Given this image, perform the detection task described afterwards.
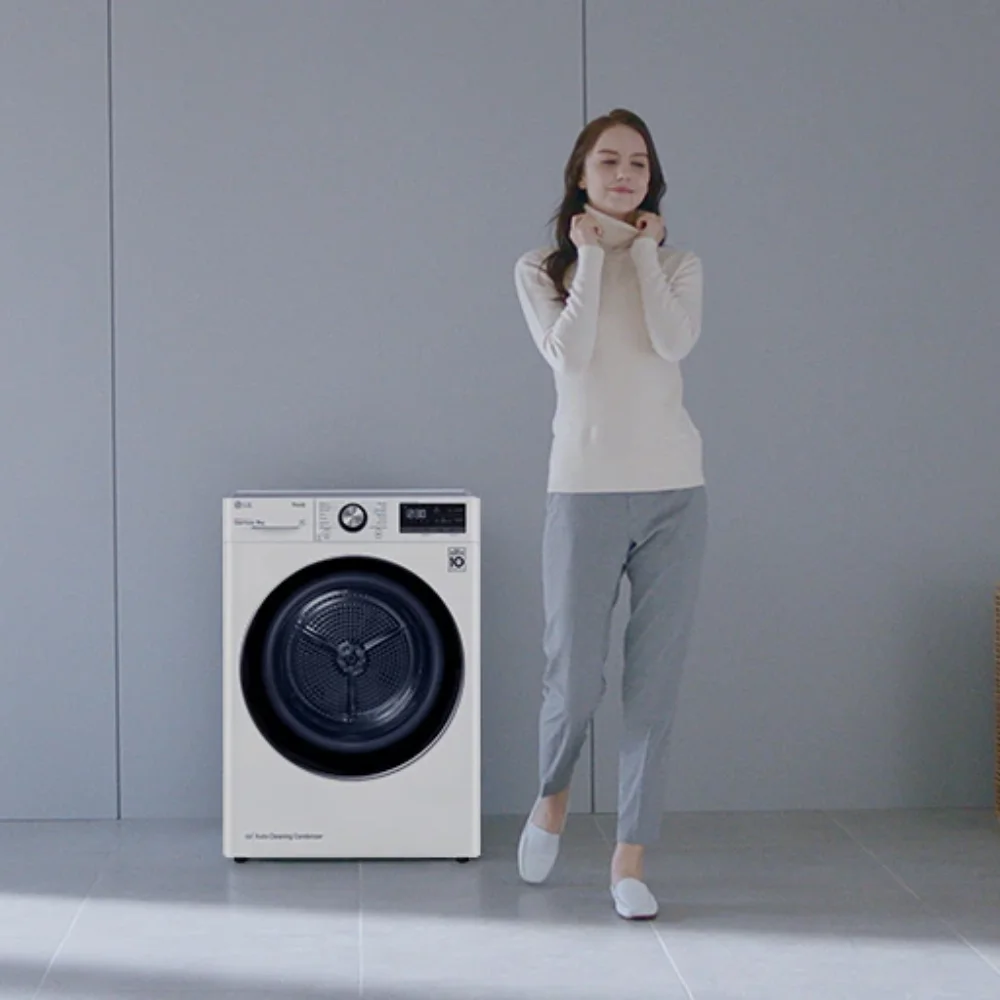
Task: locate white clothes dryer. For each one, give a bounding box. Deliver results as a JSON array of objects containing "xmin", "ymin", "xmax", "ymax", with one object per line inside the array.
[{"xmin": 222, "ymin": 490, "xmax": 480, "ymax": 861}]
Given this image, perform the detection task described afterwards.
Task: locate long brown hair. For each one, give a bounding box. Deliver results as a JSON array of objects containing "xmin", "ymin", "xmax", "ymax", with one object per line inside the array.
[{"xmin": 542, "ymin": 109, "xmax": 667, "ymax": 303}]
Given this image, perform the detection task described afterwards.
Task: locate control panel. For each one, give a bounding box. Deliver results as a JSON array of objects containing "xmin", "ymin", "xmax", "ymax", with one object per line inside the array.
[
  {"xmin": 225, "ymin": 497, "xmax": 311, "ymax": 541},
  {"xmin": 226, "ymin": 494, "xmax": 477, "ymax": 543},
  {"xmin": 316, "ymin": 498, "xmax": 389, "ymax": 542},
  {"xmin": 399, "ymin": 502, "xmax": 467, "ymax": 534}
]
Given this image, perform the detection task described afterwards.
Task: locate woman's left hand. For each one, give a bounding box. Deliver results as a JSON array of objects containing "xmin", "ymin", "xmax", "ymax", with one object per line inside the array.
[{"xmin": 635, "ymin": 211, "xmax": 666, "ymax": 244}]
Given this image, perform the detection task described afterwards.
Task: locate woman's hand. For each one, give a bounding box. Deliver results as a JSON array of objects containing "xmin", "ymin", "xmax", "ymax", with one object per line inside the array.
[
  {"xmin": 635, "ymin": 211, "xmax": 666, "ymax": 244},
  {"xmin": 570, "ymin": 214, "xmax": 603, "ymax": 248}
]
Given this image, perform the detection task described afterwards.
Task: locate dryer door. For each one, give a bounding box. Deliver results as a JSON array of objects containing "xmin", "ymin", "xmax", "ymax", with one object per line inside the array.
[{"xmin": 241, "ymin": 556, "xmax": 464, "ymax": 778}]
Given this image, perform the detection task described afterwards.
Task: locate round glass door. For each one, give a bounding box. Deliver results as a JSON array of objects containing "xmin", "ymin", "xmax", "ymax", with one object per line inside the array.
[{"xmin": 241, "ymin": 556, "xmax": 464, "ymax": 778}]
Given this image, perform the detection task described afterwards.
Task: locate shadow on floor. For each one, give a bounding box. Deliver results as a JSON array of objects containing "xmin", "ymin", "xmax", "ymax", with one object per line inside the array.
[
  {"xmin": 1, "ymin": 812, "xmax": 998, "ymax": 943},
  {"xmin": 0, "ymin": 957, "xmax": 607, "ymax": 1000}
]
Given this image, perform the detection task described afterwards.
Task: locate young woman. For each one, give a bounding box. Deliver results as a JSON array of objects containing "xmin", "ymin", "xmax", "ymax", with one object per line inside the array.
[{"xmin": 513, "ymin": 108, "xmax": 707, "ymax": 920}]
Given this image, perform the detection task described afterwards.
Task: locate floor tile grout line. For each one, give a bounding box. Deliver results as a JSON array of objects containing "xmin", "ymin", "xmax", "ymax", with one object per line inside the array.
[
  {"xmin": 826, "ymin": 812, "xmax": 1000, "ymax": 980},
  {"xmin": 591, "ymin": 815, "xmax": 696, "ymax": 999},
  {"xmin": 649, "ymin": 925, "xmax": 697, "ymax": 1000},
  {"xmin": 358, "ymin": 861, "xmax": 365, "ymax": 998},
  {"xmin": 825, "ymin": 812, "xmax": 922, "ymax": 901},
  {"xmin": 937, "ymin": 924, "xmax": 1000, "ymax": 981},
  {"xmin": 31, "ymin": 866, "xmax": 107, "ymax": 999}
]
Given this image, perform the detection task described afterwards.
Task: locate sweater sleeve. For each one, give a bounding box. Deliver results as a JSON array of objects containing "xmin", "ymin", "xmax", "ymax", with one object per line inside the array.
[
  {"xmin": 629, "ymin": 239, "xmax": 703, "ymax": 362},
  {"xmin": 514, "ymin": 245, "xmax": 605, "ymax": 374}
]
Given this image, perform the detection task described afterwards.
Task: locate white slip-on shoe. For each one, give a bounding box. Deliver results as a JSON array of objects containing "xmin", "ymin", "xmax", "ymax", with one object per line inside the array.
[
  {"xmin": 517, "ymin": 812, "xmax": 561, "ymax": 884},
  {"xmin": 611, "ymin": 878, "xmax": 659, "ymax": 920}
]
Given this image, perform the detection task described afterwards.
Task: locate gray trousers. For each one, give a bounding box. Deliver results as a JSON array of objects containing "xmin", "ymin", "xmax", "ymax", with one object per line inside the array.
[{"xmin": 538, "ymin": 487, "xmax": 707, "ymax": 845}]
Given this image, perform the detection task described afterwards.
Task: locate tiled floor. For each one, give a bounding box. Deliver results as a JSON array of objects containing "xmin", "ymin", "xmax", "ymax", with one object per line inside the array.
[{"xmin": 1, "ymin": 810, "xmax": 998, "ymax": 999}]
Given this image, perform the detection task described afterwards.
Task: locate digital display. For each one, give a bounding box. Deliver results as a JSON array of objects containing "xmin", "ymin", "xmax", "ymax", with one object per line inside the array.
[{"xmin": 399, "ymin": 503, "xmax": 466, "ymax": 534}]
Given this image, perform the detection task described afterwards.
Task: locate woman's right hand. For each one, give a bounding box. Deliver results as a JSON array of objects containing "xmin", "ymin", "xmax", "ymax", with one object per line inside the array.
[{"xmin": 570, "ymin": 213, "xmax": 603, "ymax": 248}]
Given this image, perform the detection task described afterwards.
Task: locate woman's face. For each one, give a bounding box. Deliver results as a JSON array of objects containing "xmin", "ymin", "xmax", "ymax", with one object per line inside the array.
[{"xmin": 579, "ymin": 124, "xmax": 650, "ymax": 221}]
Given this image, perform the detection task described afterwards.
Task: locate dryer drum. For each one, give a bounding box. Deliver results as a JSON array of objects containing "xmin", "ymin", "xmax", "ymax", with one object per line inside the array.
[{"xmin": 241, "ymin": 557, "xmax": 464, "ymax": 778}]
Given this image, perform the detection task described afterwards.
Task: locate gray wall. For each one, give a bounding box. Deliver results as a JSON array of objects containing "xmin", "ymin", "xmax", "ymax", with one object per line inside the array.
[
  {"xmin": 0, "ymin": 1, "xmax": 117, "ymax": 819},
  {"xmin": 589, "ymin": 0, "xmax": 1000, "ymax": 811},
  {"xmin": 2, "ymin": 0, "xmax": 998, "ymax": 820},
  {"xmin": 110, "ymin": 0, "xmax": 590, "ymax": 818}
]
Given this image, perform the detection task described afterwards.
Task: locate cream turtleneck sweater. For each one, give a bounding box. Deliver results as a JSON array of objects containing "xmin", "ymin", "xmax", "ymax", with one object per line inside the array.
[{"xmin": 515, "ymin": 204, "xmax": 705, "ymax": 494}]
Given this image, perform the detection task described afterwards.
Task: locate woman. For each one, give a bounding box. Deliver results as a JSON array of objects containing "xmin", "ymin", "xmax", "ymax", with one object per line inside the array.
[{"xmin": 513, "ymin": 108, "xmax": 707, "ymax": 920}]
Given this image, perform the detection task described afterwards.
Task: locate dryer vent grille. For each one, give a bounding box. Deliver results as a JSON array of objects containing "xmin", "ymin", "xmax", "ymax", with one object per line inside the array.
[{"xmin": 289, "ymin": 591, "xmax": 416, "ymax": 724}]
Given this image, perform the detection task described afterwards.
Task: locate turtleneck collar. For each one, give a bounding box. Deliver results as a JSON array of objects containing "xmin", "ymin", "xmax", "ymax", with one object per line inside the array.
[{"xmin": 583, "ymin": 203, "xmax": 639, "ymax": 251}]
